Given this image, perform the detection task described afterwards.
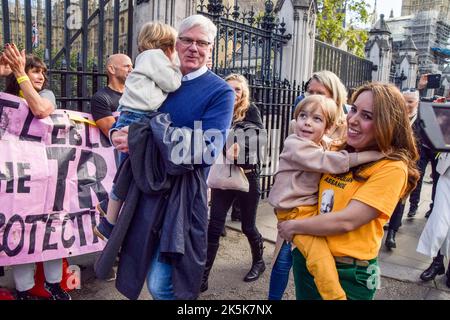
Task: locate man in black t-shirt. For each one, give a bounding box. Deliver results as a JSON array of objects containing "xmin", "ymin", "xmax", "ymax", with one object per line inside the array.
[{"xmin": 91, "ymin": 54, "xmax": 133, "ymax": 137}]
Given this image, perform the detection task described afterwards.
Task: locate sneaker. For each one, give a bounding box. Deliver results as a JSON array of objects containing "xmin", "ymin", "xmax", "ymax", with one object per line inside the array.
[
  {"xmin": 16, "ymin": 289, "xmax": 42, "ymax": 300},
  {"xmin": 96, "ymin": 199, "xmax": 109, "ymax": 217},
  {"xmin": 44, "ymin": 282, "xmax": 71, "ymax": 300},
  {"xmin": 94, "ymin": 216, "xmax": 114, "ymax": 241}
]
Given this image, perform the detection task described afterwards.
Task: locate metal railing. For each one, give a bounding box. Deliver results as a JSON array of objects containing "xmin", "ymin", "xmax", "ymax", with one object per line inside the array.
[
  {"xmin": 198, "ymin": 1, "xmax": 297, "ymax": 197},
  {"xmin": 1, "ymin": 0, "xmax": 133, "ymax": 112},
  {"xmin": 314, "ymin": 40, "xmax": 373, "ymax": 90},
  {"xmin": 198, "ymin": 0, "xmax": 291, "ymax": 82}
]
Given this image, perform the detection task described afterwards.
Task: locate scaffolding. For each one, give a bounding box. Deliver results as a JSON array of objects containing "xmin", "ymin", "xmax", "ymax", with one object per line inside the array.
[
  {"xmin": 402, "ymin": 0, "xmax": 450, "ymax": 22},
  {"xmin": 403, "ymin": 10, "xmax": 450, "ymax": 73}
]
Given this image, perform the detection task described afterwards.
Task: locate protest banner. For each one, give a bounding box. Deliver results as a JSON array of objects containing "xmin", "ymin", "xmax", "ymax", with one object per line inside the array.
[{"xmin": 0, "ymin": 92, "xmax": 117, "ymax": 266}]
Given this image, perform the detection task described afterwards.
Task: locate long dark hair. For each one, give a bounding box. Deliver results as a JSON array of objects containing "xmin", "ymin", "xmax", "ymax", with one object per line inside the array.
[{"xmin": 5, "ymin": 54, "xmax": 48, "ymax": 96}]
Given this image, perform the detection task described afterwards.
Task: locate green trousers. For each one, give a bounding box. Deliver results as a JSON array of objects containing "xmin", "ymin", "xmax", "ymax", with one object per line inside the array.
[{"xmin": 292, "ymin": 248, "xmax": 379, "ymax": 300}]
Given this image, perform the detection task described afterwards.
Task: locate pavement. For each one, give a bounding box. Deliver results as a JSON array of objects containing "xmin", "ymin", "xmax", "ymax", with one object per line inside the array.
[{"xmin": 1, "ymin": 166, "xmax": 449, "ymax": 300}]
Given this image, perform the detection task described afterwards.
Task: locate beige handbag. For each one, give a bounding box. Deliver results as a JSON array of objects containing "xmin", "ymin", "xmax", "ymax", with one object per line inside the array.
[{"xmin": 207, "ymin": 154, "xmax": 250, "ymax": 192}]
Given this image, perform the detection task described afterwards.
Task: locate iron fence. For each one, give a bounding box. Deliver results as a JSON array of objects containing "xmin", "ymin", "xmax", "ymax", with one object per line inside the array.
[
  {"xmin": 314, "ymin": 40, "xmax": 373, "ymax": 90},
  {"xmin": 197, "ymin": 0, "xmax": 291, "ymax": 82},
  {"xmin": 1, "ymin": 0, "xmax": 133, "ymax": 112}
]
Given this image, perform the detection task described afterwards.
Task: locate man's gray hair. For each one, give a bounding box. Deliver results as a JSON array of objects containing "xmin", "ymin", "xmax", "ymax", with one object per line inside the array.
[
  {"xmin": 179, "ymin": 14, "xmax": 217, "ymax": 43},
  {"xmin": 402, "ymin": 89, "xmax": 420, "ymax": 101}
]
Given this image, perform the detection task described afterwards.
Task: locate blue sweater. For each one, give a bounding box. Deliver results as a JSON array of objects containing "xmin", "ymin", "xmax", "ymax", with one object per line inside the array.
[{"xmin": 159, "ymin": 70, "xmax": 235, "ymax": 165}]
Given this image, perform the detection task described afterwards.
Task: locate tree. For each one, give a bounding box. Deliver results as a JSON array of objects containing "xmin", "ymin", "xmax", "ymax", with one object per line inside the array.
[{"xmin": 316, "ymin": 0, "xmax": 370, "ymax": 57}]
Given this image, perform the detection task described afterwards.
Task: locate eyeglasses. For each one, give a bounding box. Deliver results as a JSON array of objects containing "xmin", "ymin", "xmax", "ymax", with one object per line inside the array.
[{"xmin": 177, "ymin": 37, "xmax": 211, "ymax": 49}]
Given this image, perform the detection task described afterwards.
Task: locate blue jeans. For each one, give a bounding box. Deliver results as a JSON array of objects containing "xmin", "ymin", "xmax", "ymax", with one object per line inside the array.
[
  {"xmin": 146, "ymin": 245, "xmax": 175, "ymax": 300},
  {"xmin": 268, "ymin": 240, "xmax": 292, "ymax": 300},
  {"xmin": 114, "ymin": 109, "xmax": 148, "ymax": 130}
]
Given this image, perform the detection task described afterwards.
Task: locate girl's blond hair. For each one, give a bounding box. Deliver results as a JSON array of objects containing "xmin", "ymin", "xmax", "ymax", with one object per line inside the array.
[
  {"xmin": 137, "ymin": 22, "xmax": 177, "ymax": 54},
  {"xmin": 224, "ymin": 73, "xmax": 250, "ymax": 123},
  {"xmin": 293, "ymin": 95, "xmax": 339, "ymax": 130}
]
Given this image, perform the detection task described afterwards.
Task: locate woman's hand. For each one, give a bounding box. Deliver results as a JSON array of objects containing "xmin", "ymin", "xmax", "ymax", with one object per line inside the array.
[
  {"xmin": 225, "ymin": 143, "xmax": 240, "ymax": 161},
  {"xmin": 112, "ymin": 126, "xmax": 129, "ymax": 153},
  {"xmin": 2, "ymin": 43, "xmax": 26, "ymax": 77},
  {"xmin": 277, "ymin": 220, "xmax": 298, "ymax": 242},
  {"xmin": 418, "ymin": 74, "xmax": 428, "ymax": 90}
]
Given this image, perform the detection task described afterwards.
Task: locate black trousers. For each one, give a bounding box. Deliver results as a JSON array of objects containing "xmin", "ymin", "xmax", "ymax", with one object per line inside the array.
[
  {"xmin": 409, "ymin": 146, "xmax": 439, "ymax": 212},
  {"xmin": 388, "ymin": 201, "xmax": 406, "ymax": 232},
  {"xmin": 208, "ymin": 171, "xmax": 261, "ymax": 246}
]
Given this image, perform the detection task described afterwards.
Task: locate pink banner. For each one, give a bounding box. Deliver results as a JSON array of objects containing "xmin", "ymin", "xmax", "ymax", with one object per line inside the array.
[{"xmin": 0, "ymin": 92, "xmax": 117, "ymax": 266}]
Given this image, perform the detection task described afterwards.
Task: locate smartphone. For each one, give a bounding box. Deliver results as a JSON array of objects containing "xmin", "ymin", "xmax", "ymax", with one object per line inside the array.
[{"xmin": 427, "ymin": 74, "xmax": 441, "ymax": 89}]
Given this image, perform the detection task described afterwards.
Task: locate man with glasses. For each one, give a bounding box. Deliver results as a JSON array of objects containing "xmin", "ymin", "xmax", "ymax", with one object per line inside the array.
[
  {"xmin": 403, "ymin": 84, "xmax": 439, "ymax": 220},
  {"xmin": 385, "ymin": 88, "xmax": 426, "ymax": 248},
  {"xmin": 108, "ymin": 15, "xmax": 235, "ymax": 300}
]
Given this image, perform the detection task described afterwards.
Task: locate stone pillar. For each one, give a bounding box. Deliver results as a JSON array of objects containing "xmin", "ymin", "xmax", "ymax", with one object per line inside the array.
[
  {"xmin": 404, "ymin": 60, "xmax": 418, "ymax": 89},
  {"xmin": 276, "ymin": 0, "xmax": 316, "ymax": 84},
  {"xmin": 365, "ymin": 14, "xmax": 392, "ymax": 83},
  {"xmin": 132, "ymin": 0, "xmax": 196, "ymax": 58}
]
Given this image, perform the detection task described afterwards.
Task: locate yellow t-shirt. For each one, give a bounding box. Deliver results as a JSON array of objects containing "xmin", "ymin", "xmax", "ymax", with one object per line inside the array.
[{"xmin": 318, "ymin": 159, "xmax": 408, "ymax": 260}]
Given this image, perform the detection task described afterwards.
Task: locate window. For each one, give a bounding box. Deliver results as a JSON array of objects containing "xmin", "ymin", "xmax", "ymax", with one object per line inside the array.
[{"xmin": 120, "ymin": 17, "xmax": 125, "ymax": 34}]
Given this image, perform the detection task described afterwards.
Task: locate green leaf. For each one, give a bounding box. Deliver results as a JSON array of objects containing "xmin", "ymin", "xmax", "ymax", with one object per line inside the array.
[{"xmin": 316, "ymin": 0, "xmax": 370, "ymax": 57}]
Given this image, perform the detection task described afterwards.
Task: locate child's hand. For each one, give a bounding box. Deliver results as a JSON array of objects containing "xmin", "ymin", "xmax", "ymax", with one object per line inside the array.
[
  {"xmin": 357, "ymin": 150, "xmax": 384, "ymax": 164},
  {"xmin": 291, "ymin": 119, "xmax": 301, "ymax": 136}
]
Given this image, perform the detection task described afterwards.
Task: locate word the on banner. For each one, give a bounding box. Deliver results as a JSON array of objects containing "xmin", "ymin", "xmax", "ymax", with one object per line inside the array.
[{"xmin": 0, "ymin": 93, "xmax": 117, "ymax": 266}]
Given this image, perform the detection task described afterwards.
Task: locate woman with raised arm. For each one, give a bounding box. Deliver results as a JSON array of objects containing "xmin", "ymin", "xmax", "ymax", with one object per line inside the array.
[
  {"xmin": 2, "ymin": 43, "xmax": 55, "ymax": 118},
  {"xmin": 1, "ymin": 44, "xmax": 69, "ymax": 300}
]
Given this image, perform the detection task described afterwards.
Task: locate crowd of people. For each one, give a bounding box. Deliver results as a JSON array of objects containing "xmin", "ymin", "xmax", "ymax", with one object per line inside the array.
[{"xmin": 0, "ymin": 13, "xmax": 449, "ymax": 300}]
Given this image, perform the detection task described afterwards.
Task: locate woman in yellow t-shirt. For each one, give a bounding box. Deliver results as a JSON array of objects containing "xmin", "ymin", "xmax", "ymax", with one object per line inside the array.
[{"xmin": 277, "ymin": 83, "xmax": 420, "ymax": 300}]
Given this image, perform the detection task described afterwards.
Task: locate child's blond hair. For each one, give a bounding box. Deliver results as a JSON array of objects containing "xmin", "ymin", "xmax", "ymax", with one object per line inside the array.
[
  {"xmin": 137, "ymin": 22, "xmax": 177, "ymax": 54},
  {"xmin": 293, "ymin": 95, "xmax": 338, "ymax": 130}
]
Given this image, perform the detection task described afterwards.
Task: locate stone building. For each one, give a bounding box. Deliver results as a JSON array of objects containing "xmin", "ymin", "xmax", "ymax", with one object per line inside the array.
[
  {"xmin": 384, "ymin": 8, "xmax": 450, "ymax": 92},
  {"xmin": 365, "ymin": 14, "xmax": 392, "ymax": 83},
  {"xmin": 398, "ymin": 1, "xmax": 450, "ymax": 74},
  {"xmin": 0, "ymin": 0, "xmax": 64, "ymax": 51},
  {"xmin": 441, "ymin": 65, "xmax": 450, "ymax": 98},
  {"xmin": 392, "ymin": 35, "xmax": 418, "ymax": 90},
  {"xmin": 402, "ymin": 0, "xmax": 450, "ymax": 21}
]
